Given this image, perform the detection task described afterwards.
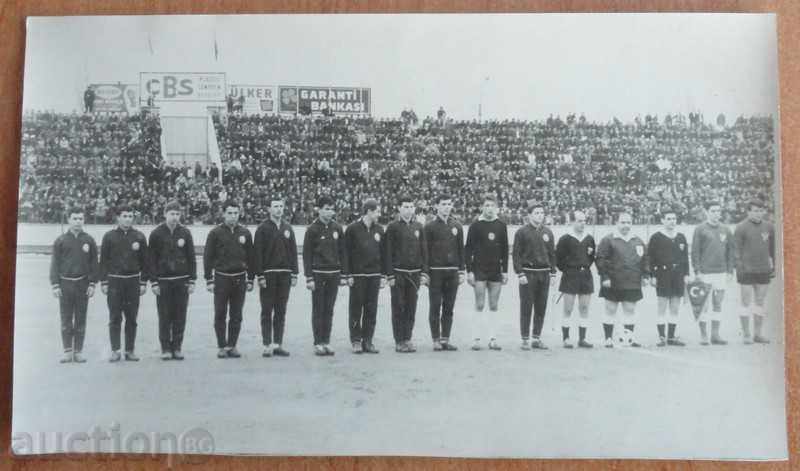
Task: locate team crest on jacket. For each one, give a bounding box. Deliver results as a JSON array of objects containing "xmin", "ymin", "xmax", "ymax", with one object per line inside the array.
[
  {"xmin": 635, "ymin": 245, "xmax": 644, "ymax": 257},
  {"xmin": 720, "ymin": 234, "xmax": 727, "ymax": 243},
  {"xmin": 238, "ymin": 235, "xmax": 246, "ymax": 244},
  {"xmin": 132, "ymin": 241, "xmax": 140, "ymax": 251},
  {"xmin": 374, "ymin": 233, "xmax": 381, "ymax": 242},
  {"xmin": 333, "ymin": 231, "xmax": 339, "ymax": 240},
  {"xmin": 177, "ymin": 238, "xmax": 185, "ymax": 248},
  {"xmin": 284, "ymin": 230, "xmax": 291, "ymax": 239},
  {"xmin": 488, "ymin": 232, "xmax": 495, "ymax": 241},
  {"xmin": 761, "ymin": 232, "xmax": 769, "ymax": 242},
  {"xmin": 679, "ymin": 243, "xmax": 685, "ymax": 251},
  {"xmin": 451, "ymin": 227, "xmax": 458, "ymax": 236},
  {"xmin": 82, "ymin": 243, "xmax": 90, "ymax": 253},
  {"xmin": 414, "ymin": 230, "xmax": 420, "ymax": 238},
  {"xmin": 543, "ymin": 234, "xmax": 549, "ymax": 242}
]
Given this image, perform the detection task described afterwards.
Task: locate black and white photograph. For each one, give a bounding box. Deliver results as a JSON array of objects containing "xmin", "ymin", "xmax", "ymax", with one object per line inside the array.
[{"xmin": 12, "ymin": 13, "xmax": 785, "ymax": 460}]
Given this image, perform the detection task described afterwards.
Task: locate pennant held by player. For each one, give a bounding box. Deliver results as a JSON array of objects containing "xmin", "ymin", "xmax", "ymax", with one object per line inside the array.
[{"xmin": 686, "ymin": 280, "xmax": 712, "ymax": 321}]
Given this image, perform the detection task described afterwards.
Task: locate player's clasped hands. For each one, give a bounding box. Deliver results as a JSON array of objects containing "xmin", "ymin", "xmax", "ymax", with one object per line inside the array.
[
  {"xmin": 466, "ymin": 272, "xmax": 475, "ymax": 287},
  {"xmin": 306, "ymin": 280, "xmax": 315, "ymax": 291},
  {"xmin": 151, "ymin": 285, "xmax": 160, "ymax": 296},
  {"xmin": 206, "ymin": 282, "xmax": 214, "ymax": 293},
  {"xmin": 52, "ymin": 287, "xmax": 61, "ymax": 298},
  {"xmin": 86, "ymin": 285, "xmax": 94, "ymax": 297},
  {"xmin": 518, "ymin": 274, "xmax": 528, "ymax": 285},
  {"xmin": 458, "ymin": 273, "xmax": 465, "ymax": 285}
]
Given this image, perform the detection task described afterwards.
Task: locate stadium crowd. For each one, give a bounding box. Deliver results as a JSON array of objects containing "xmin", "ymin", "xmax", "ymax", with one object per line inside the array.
[{"xmin": 18, "ymin": 108, "xmax": 775, "ymax": 226}]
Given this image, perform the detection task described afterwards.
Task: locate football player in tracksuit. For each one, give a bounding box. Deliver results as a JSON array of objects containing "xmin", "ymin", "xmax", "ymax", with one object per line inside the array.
[
  {"xmin": 647, "ymin": 207, "xmax": 689, "ymax": 347},
  {"xmin": 385, "ymin": 194, "xmax": 429, "ymax": 353},
  {"xmin": 555, "ymin": 210, "xmax": 595, "ymax": 349},
  {"xmin": 99, "ymin": 205, "xmax": 149, "ymax": 362},
  {"xmin": 691, "ymin": 200, "xmax": 735, "ymax": 345},
  {"xmin": 148, "ymin": 200, "xmax": 196, "ymax": 361},
  {"xmin": 465, "ymin": 194, "xmax": 509, "ymax": 351},
  {"xmin": 424, "ymin": 194, "xmax": 465, "ymax": 351},
  {"xmin": 734, "ymin": 199, "xmax": 776, "ymax": 344},
  {"xmin": 253, "ymin": 196, "xmax": 298, "ymax": 358},
  {"xmin": 303, "ymin": 195, "xmax": 347, "ymax": 356},
  {"xmin": 513, "ymin": 201, "xmax": 557, "ymax": 350},
  {"xmin": 343, "ymin": 198, "xmax": 387, "ymax": 354},
  {"xmin": 596, "ymin": 212, "xmax": 650, "ymax": 348},
  {"xmin": 50, "ymin": 207, "xmax": 98, "ymax": 364},
  {"xmin": 203, "ymin": 201, "xmax": 255, "ymax": 359}
]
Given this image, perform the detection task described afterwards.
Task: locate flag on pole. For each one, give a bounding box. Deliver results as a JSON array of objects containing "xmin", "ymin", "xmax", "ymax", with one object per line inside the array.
[{"xmin": 213, "ymin": 32, "xmax": 219, "ymax": 61}]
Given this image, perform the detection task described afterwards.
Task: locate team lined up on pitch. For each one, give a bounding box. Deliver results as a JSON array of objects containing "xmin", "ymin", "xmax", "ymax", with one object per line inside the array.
[{"xmin": 49, "ymin": 194, "xmax": 775, "ymax": 363}]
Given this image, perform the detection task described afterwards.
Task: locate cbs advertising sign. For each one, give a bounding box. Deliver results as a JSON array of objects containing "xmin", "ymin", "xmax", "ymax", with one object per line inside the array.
[{"xmin": 140, "ymin": 72, "xmax": 227, "ymax": 103}]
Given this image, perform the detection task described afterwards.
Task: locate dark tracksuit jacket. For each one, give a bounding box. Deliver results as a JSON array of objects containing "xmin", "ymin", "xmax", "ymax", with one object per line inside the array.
[
  {"xmin": 734, "ymin": 219, "xmax": 775, "ymax": 275},
  {"xmin": 100, "ymin": 226, "xmax": 149, "ymax": 352},
  {"xmin": 691, "ymin": 222, "xmax": 735, "ymax": 275},
  {"xmin": 424, "ymin": 216, "xmax": 465, "ymax": 341},
  {"xmin": 513, "ymin": 223, "xmax": 556, "ymax": 339},
  {"xmin": 253, "ymin": 218, "xmax": 298, "ymax": 346},
  {"xmin": 203, "ymin": 223, "xmax": 254, "ymax": 349},
  {"xmin": 595, "ymin": 233, "xmax": 650, "ymax": 290},
  {"xmin": 344, "ymin": 219, "xmax": 388, "ymax": 344},
  {"xmin": 385, "ymin": 217, "xmax": 428, "ymax": 343},
  {"xmin": 303, "ymin": 219, "xmax": 347, "ymax": 345},
  {"xmin": 148, "ymin": 223, "xmax": 197, "ymax": 352},
  {"xmin": 50, "ymin": 229, "xmax": 99, "ymax": 352},
  {"xmin": 465, "ymin": 217, "xmax": 509, "ymax": 276}
]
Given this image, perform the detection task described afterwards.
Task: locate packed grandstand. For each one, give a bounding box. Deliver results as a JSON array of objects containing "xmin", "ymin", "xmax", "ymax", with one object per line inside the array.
[{"xmin": 17, "ymin": 109, "xmax": 775, "ymax": 226}]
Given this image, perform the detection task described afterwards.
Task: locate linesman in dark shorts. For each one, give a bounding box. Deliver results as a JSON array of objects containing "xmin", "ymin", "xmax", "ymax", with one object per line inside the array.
[
  {"xmin": 254, "ymin": 196, "xmax": 298, "ymax": 358},
  {"xmin": 148, "ymin": 200, "xmax": 196, "ymax": 360},
  {"xmin": 555, "ymin": 210, "xmax": 595, "ymax": 349},
  {"xmin": 596, "ymin": 212, "xmax": 650, "ymax": 348},
  {"xmin": 343, "ymin": 198, "xmax": 387, "ymax": 354},
  {"xmin": 465, "ymin": 194, "xmax": 508, "ymax": 351},
  {"xmin": 303, "ymin": 195, "xmax": 347, "ymax": 356},
  {"xmin": 647, "ymin": 207, "xmax": 689, "ymax": 347},
  {"xmin": 50, "ymin": 207, "xmax": 98, "ymax": 363},
  {"xmin": 424, "ymin": 194, "xmax": 465, "ymax": 351},
  {"xmin": 513, "ymin": 201, "xmax": 557, "ymax": 350},
  {"xmin": 734, "ymin": 199, "xmax": 775, "ymax": 344},
  {"xmin": 204, "ymin": 201, "xmax": 254, "ymax": 359},
  {"xmin": 385, "ymin": 194, "xmax": 429, "ymax": 353},
  {"xmin": 100, "ymin": 204, "xmax": 149, "ymax": 362}
]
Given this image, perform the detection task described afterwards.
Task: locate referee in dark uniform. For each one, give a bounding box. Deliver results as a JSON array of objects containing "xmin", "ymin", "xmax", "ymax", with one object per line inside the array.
[
  {"xmin": 148, "ymin": 200, "xmax": 197, "ymax": 360},
  {"xmin": 50, "ymin": 207, "xmax": 98, "ymax": 364},
  {"xmin": 647, "ymin": 207, "xmax": 689, "ymax": 347},
  {"xmin": 204, "ymin": 201, "xmax": 254, "ymax": 359},
  {"xmin": 253, "ymin": 196, "xmax": 298, "ymax": 358},
  {"xmin": 513, "ymin": 201, "xmax": 557, "ymax": 350},
  {"xmin": 555, "ymin": 210, "xmax": 596, "ymax": 349},
  {"xmin": 424, "ymin": 194, "xmax": 465, "ymax": 351},
  {"xmin": 385, "ymin": 194, "xmax": 429, "ymax": 353},
  {"xmin": 100, "ymin": 204, "xmax": 149, "ymax": 362},
  {"xmin": 343, "ymin": 198, "xmax": 387, "ymax": 354},
  {"xmin": 303, "ymin": 195, "xmax": 347, "ymax": 356}
]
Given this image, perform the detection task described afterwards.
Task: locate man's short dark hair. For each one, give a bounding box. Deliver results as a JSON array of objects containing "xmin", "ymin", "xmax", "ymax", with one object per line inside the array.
[
  {"xmin": 164, "ymin": 200, "xmax": 182, "ymax": 213},
  {"xmin": 223, "ymin": 201, "xmax": 240, "ymax": 211},
  {"xmin": 363, "ymin": 198, "xmax": 379, "ymax": 214},
  {"xmin": 527, "ymin": 201, "xmax": 544, "ymax": 214},
  {"xmin": 482, "ymin": 193, "xmax": 497, "ymax": 205},
  {"xmin": 660, "ymin": 206, "xmax": 679, "ymax": 219},
  {"xmin": 434, "ymin": 194, "xmax": 452, "ymax": 204},
  {"xmin": 746, "ymin": 198, "xmax": 765, "ymax": 210},
  {"xmin": 705, "ymin": 200, "xmax": 722, "ymax": 211},
  {"xmin": 268, "ymin": 195, "xmax": 284, "ymax": 206},
  {"xmin": 398, "ymin": 194, "xmax": 414, "ymax": 206},
  {"xmin": 317, "ymin": 195, "xmax": 335, "ymax": 209},
  {"xmin": 115, "ymin": 204, "xmax": 134, "ymax": 215},
  {"xmin": 67, "ymin": 206, "xmax": 84, "ymax": 218},
  {"xmin": 616, "ymin": 211, "xmax": 633, "ymax": 223}
]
